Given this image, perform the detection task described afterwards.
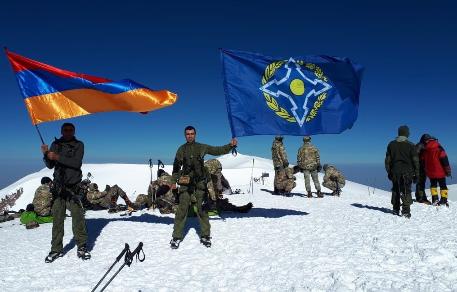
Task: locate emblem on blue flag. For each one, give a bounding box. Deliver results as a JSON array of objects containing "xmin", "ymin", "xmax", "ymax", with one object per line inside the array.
[{"xmin": 259, "ymin": 58, "xmax": 332, "ymax": 127}]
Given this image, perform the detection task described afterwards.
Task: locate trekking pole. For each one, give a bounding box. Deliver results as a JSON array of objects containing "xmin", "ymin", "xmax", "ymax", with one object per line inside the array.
[
  {"xmin": 249, "ymin": 158, "xmax": 255, "ymax": 194},
  {"xmin": 148, "ymin": 159, "xmax": 153, "ymax": 183},
  {"xmin": 100, "ymin": 242, "xmax": 145, "ymax": 292},
  {"xmin": 91, "ymin": 243, "xmax": 130, "ymax": 292}
]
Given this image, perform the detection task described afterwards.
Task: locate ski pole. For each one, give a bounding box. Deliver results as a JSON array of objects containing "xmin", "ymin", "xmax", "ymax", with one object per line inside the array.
[
  {"xmin": 249, "ymin": 158, "xmax": 255, "ymax": 194},
  {"xmin": 148, "ymin": 159, "xmax": 153, "ymax": 183},
  {"xmin": 91, "ymin": 243, "xmax": 130, "ymax": 292},
  {"xmin": 100, "ymin": 242, "xmax": 145, "ymax": 292}
]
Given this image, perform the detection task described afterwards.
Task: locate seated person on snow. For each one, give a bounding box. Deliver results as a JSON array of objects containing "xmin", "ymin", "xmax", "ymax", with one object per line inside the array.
[
  {"xmin": 85, "ymin": 183, "xmax": 136, "ymax": 212},
  {"xmin": 138, "ymin": 169, "xmax": 178, "ymax": 214},
  {"xmin": 20, "ymin": 176, "xmax": 55, "ymax": 229},
  {"xmin": 322, "ymin": 164, "xmax": 346, "ymax": 196},
  {"xmin": 204, "ymin": 159, "xmax": 253, "ymax": 214}
]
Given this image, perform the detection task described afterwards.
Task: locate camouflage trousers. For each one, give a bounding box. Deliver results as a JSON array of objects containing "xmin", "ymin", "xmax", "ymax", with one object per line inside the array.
[
  {"xmin": 51, "ymin": 188, "xmax": 88, "ymax": 252},
  {"xmin": 274, "ymin": 168, "xmax": 295, "ymax": 193},
  {"xmin": 303, "ymin": 170, "xmax": 321, "ymax": 193},
  {"xmin": 172, "ymin": 185, "xmax": 210, "ymax": 239}
]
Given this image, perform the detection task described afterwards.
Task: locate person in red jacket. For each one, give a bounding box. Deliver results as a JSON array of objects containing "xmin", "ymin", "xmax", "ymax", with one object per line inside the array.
[{"xmin": 421, "ymin": 137, "xmax": 452, "ymax": 206}]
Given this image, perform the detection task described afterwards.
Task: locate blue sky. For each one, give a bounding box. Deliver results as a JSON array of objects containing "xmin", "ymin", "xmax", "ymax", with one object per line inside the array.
[{"xmin": 1, "ymin": 0, "xmax": 456, "ymax": 187}]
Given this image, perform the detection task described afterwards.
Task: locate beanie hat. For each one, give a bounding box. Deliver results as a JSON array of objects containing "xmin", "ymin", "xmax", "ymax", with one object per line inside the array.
[{"xmin": 398, "ymin": 125, "xmax": 410, "ymax": 137}]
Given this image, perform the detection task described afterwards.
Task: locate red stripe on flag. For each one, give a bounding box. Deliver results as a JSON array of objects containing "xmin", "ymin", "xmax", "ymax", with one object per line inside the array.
[{"xmin": 6, "ymin": 50, "xmax": 111, "ymax": 84}]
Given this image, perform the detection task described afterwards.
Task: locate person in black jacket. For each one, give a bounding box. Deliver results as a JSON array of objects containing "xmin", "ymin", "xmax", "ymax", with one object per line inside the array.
[
  {"xmin": 41, "ymin": 123, "xmax": 90, "ymax": 262},
  {"xmin": 385, "ymin": 125, "xmax": 419, "ymax": 218}
]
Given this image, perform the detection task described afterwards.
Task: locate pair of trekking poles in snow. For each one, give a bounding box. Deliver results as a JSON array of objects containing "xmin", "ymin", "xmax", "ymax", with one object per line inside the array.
[{"xmin": 91, "ymin": 242, "xmax": 145, "ymax": 292}]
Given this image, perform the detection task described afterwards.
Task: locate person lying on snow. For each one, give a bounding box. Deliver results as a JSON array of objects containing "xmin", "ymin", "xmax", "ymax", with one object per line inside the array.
[{"xmin": 84, "ymin": 182, "xmax": 137, "ymax": 213}]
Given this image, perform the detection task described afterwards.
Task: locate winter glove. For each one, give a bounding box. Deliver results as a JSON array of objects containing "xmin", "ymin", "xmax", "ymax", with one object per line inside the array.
[
  {"xmin": 412, "ymin": 175, "xmax": 418, "ymax": 184},
  {"xmin": 283, "ymin": 162, "xmax": 289, "ymax": 168},
  {"xmin": 317, "ymin": 164, "xmax": 322, "ymax": 172}
]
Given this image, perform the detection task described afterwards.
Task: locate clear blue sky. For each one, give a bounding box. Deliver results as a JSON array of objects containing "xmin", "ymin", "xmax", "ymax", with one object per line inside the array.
[{"xmin": 1, "ymin": 0, "xmax": 456, "ymax": 188}]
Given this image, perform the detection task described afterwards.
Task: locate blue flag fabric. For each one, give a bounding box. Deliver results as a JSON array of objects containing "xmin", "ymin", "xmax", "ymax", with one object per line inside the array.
[{"xmin": 221, "ymin": 49, "xmax": 364, "ymax": 137}]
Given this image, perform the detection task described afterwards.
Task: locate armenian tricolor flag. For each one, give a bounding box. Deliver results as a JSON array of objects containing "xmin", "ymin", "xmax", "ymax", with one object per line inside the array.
[{"xmin": 5, "ymin": 49, "xmax": 178, "ymax": 124}]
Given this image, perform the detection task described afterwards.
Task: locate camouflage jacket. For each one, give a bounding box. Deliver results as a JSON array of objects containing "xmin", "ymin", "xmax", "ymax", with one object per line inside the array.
[
  {"xmin": 322, "ymin": 165, "xmax": 345, "ymax": 190},
  {"xmin": 32, "ymin": 184, "xmax": 53, "ymax": 216},
  {"xmin": 271, "ymin": 140, "xmax": 288, "ymax": 169},
  {"xmin": 297, "ymin": 142, "xmax": 320, "ymax": 171},
  {"xmin": 86, "ymin": 184, "xmax": 110, "ymax": 208}
]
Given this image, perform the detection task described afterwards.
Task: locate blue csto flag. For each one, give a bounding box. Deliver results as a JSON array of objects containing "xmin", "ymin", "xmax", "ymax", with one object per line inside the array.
[{"xmin": 221, "ymin": 49, "xmax": 364, "ymax": 137}]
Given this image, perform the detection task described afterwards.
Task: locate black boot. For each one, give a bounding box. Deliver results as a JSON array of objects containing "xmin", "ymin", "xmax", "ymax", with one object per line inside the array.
[
  {"xmin": 438, "ymin": 197, "xmax": 448, "ymax": 207},
  {"xmin": 45, "ymin": 251, "xmax": 63, "ymax": 263},
  {"xmin": 432, "ymin": 195, "xmax": 439, "ymax": 205},
  {"xmin": 200, "ymin": 236, "xmax": 212, "ymax": 248},
  {"xmin": 77, "ymin": 245, "xmax": 91, "ymax": 260},
  {"xmin": 170, "ymin": 238, "xmax": 182, "ymax": 249}
]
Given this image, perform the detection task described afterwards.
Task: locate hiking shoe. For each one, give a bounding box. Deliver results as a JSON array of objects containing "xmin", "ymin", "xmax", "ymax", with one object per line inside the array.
[
  {"xmin": 392, "ymin": 209, "xmax": 400, "ymax": 216},
  {"xmin": 170, "ymin": 238, "xmax": 182, "ymax": 249},
  {"xmin": 317, "ymin": 191, "xmax": 324, "ymax": 198},
  {"xmin": 401, "ymin": 211, "xmax": 411, "ymax": 219},
  {"xmin": 438, "ymin": 197, "xmax": 448, "ymax": 206},
  {"xmin": 422, "ymin": 198, "xmax": 431, "ymax": 205},
  {"xmin": 200, "ymin": 236, "xmax": 212, "ymax": 248},
  {"xmin": 307, "ymin": 192, "xmax": 313, "ymax": 198},
  {"xmin": 77, "ymin": 246, "xmax": 91, "ymax": 260},
  {"xmin": 237, "ymin": 202, "xmax": 253, "ymax": 213},
  {"xmin": 432, "ymin": 195, "xmax": 439, "ymax": 205},
  {"xmin": 45, "ymin": 251, "xmax": 63, "ymax": 263}
]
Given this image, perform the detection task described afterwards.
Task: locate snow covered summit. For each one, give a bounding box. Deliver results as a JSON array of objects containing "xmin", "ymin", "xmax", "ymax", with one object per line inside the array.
[{"xmin": 0, "ymin": 154, "xmax": 456, "ymax": 291}]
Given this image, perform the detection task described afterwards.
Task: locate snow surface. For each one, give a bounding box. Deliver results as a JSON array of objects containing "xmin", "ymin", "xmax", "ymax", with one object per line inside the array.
[{"xmin": 1, "ymin": 154, "xmax": 456, "ymax": 291}]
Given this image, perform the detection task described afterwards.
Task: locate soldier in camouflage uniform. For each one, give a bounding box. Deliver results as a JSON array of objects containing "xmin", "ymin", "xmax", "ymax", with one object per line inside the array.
[
  {"xmin": 322, "ymin": 164, "xmax": 345, "ymax": 196},
  {"xmin": 271, "ymin": 136, "xmax": 291, "ymax": 195},
  {"xmin": 32, "ymin": 177, "xmax": 53, "ymax": 216},
  {"xmin": 297, "ymin": 136, "xmax": 322, "ymax": 198},
  {"xmin": 169, "ymin": 126, "xmax": 237, "ymax": 249},
  {"xmin": 205, "ymin": 159, "xmax": 253, "ymax": 213},
  {"xmin": 86, "ymin": 183, "xmax": 136, "ymax": 212},
  {"xmin": 145, "ymin": 170, "xmax": 178, "ymax": 214}
]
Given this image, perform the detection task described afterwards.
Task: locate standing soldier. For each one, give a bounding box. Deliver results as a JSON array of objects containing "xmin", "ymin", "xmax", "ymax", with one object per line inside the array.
[
  {"xmin": 32, "ymin": 177, "xmax": 53, "ymax": 216},
  {"xmin": 322, "ymin": 164, "xmax": 345, "ymax": 196},
  {"xmin": 271, "ymin": 136, "xmax": 289, "ymax": 195},
  {"xmin": 415, "ymin": 134, "xmax": 432, "ymax": 204},
  {"xmin": 169, "ymin": 126, "xmax": 237, "ymax": 249},
  {"xmin": 41, "ymin": 123, "xmax": 90, "ymax": 262},
  {"xmin": 297, "ymin": 136, "xmax": 322, "ymax": 198},
  {"xmin": 385, "ymin": 125, "xmax": 419, "ymax": 218}
]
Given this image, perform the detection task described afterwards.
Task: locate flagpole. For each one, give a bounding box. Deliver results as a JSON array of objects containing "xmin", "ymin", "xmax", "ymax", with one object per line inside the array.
[{"xmin": 35, "ymin": 124, "xmax": 45, "ymax": 144}]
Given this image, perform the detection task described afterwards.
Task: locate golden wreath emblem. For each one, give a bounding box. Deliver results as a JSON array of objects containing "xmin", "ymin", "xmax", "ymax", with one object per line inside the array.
[{"xmin": 260, "ymin": 60, "xmax": 330, "ymax": 123}]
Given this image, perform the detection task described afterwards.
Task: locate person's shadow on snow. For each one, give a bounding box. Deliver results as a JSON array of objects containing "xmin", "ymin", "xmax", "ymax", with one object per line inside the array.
[
  {"xmin": 260, "ymin": 188, "xmax": 304, "ymax": 197},
  {"xmin": 182, "ymin": 207, "xmax": 308, "ymax": 239},
  {"xmin": 351, "ymin": 203, "xmax": 392, "ymax": 214},
  {"xmin": 62, "ymin": 213, "xmax": 174, "ymax": 254}
]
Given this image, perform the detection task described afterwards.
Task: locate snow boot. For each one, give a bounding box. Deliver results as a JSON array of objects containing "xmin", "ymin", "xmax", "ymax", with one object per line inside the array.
[
  {"xmin": 45, "ymin": 251, "xmax": 63, "ymax": 263},
  {"xmin": 170, "ymin": 238, "xmax": 182, "ymax": 249},
  {"xmin": 438, "ymin": 197, "xmax": 448, "ymax": 207},
  {"xmin": 77, "ymin": 245, "xmax": 91, "ymax": 260},
  {"xmin": 317, "ymin": 191, "xmax": 324, "ymax": 198},
  {"xmin": 200, "ymin": 236, "xmax": 212, "ymax": 248},
  {"xmin": 392, "ymin": 209, "xmax": 400, "ymax": 216},
  {"xmin": 401, "ymin": 210, "xmax": 411, "ymax": 218},
  {"xmin": 307, "ymin": 191, "xmax": 313, "ymax": 198},
  {"xmin": 431, "ymin": 195, "xmax": 439, "ymax": 205}
]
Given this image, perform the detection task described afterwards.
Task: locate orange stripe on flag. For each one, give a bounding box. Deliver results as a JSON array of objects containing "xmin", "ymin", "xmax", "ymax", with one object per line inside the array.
[{"xmin": 25, "ymin": 88, "xmax": 178, "ymax": 124}]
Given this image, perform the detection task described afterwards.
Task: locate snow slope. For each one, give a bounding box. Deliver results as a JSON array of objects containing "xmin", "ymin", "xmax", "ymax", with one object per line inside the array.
[{"xmin": 0, "ymin": 154, "xmax": 456, "ymax": 291}]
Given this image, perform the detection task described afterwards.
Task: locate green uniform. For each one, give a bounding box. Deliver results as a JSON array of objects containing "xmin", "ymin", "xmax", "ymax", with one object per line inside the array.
[
  {"xmin": 44, "ymin": 137, "xmax": 87, "ymax": 253},
  {"xmin": 171, "ymin": 142, "xmax": 232, "ymax": 239}
]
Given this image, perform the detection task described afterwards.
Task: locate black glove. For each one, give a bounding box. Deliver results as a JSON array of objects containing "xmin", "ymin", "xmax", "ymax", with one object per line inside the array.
[
  {"xmin": 283, "ymin": 162, "xmax": 289, "ymax": 168},
  {"xmin": 317, "ymin": 164, "xmax": 322, "ymax": 172},
  {"xmin": 388, "ymin": 173, "xmax": 393, "ymax": 181},
  {"xmin": 412, "ymin": 175, "xmax": 418, "ymax": 184}
]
